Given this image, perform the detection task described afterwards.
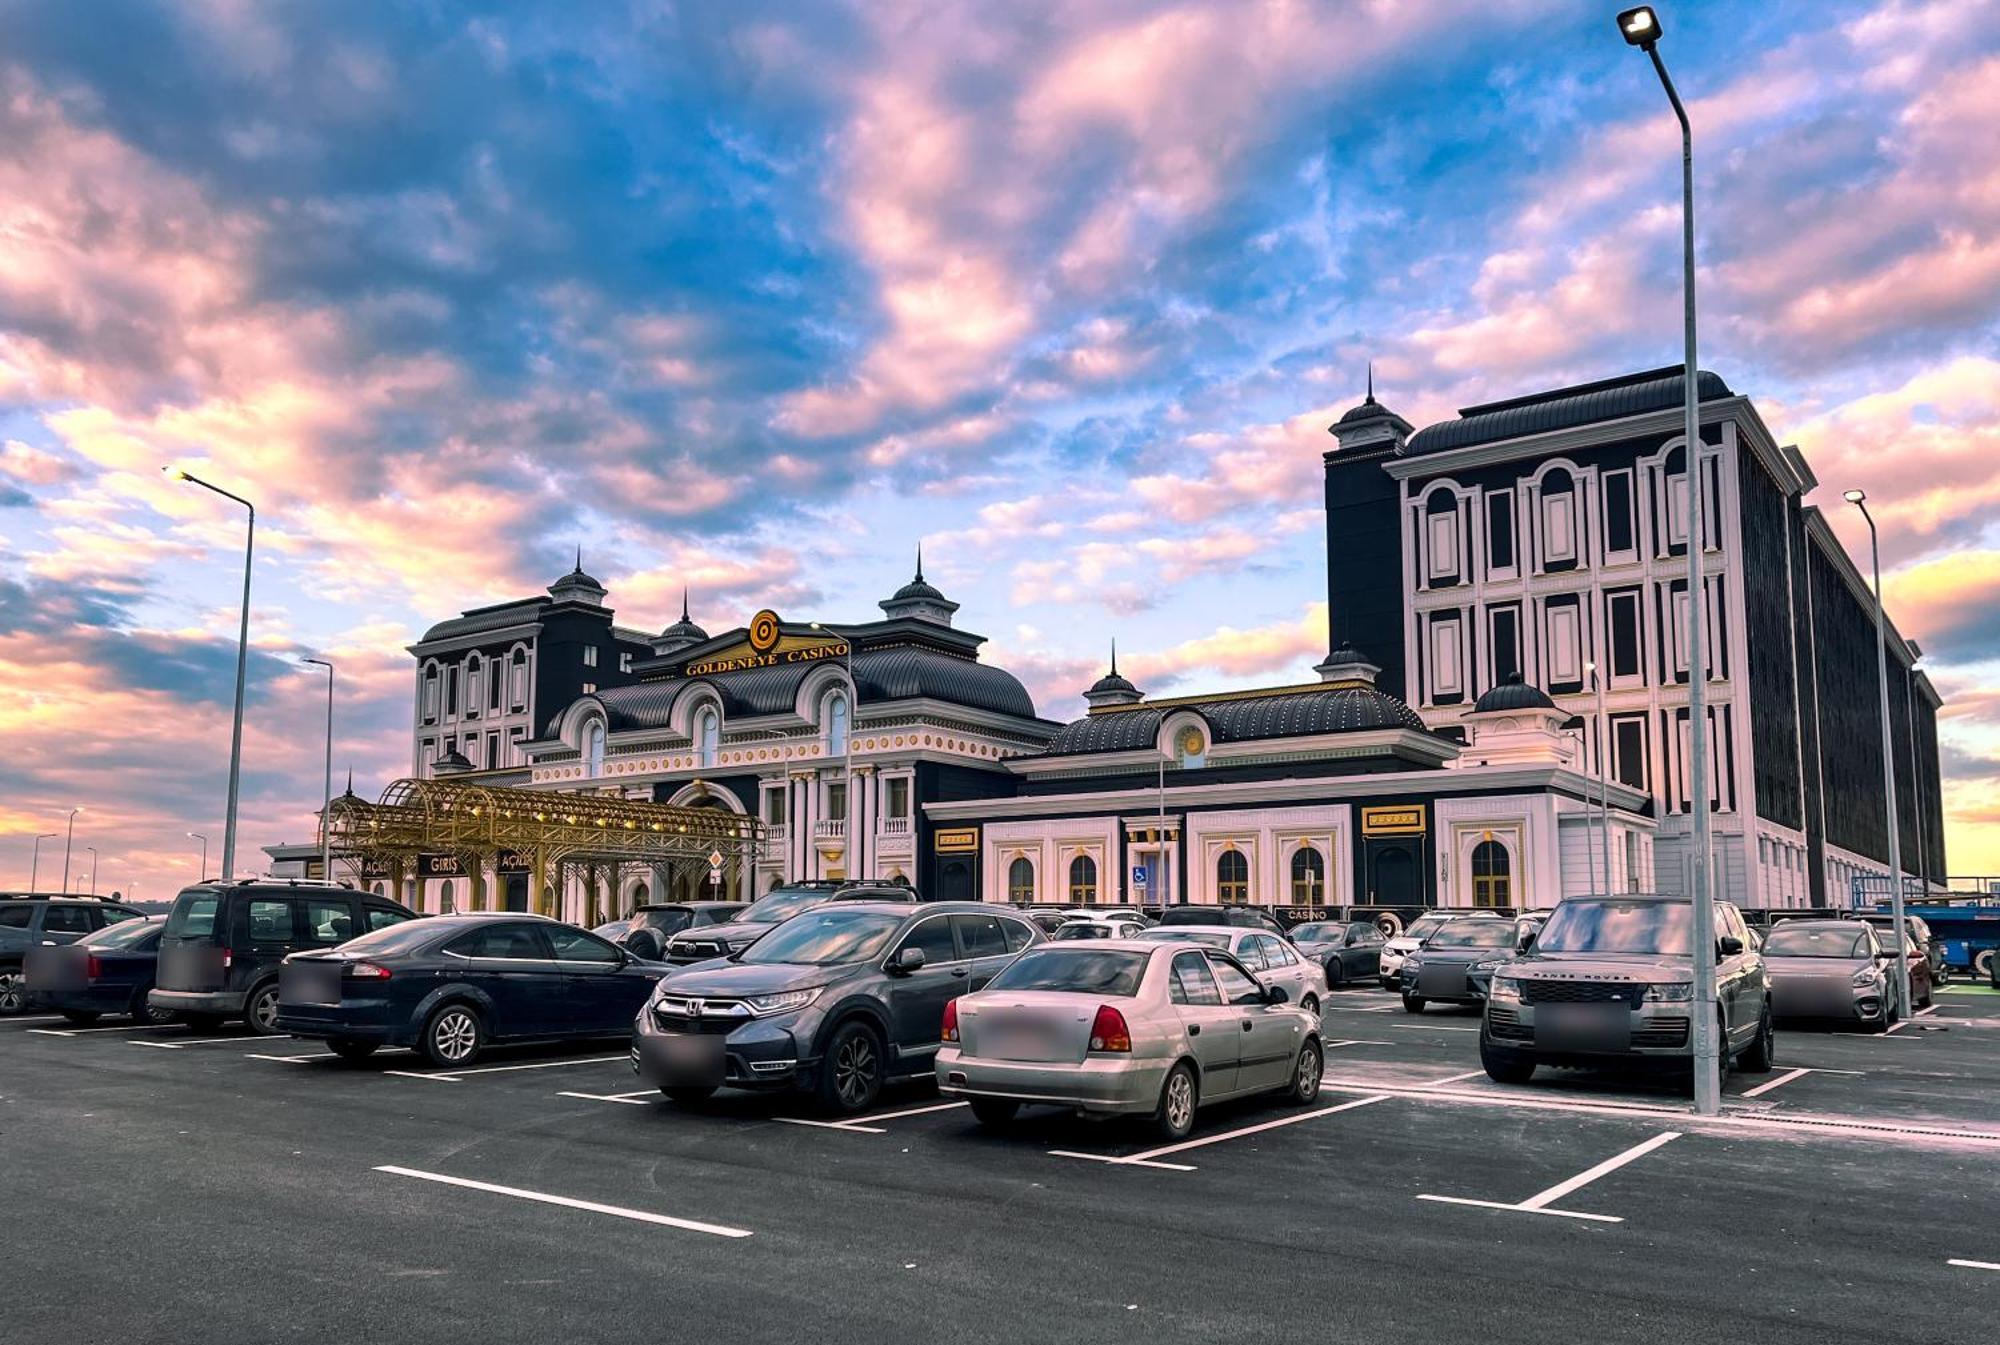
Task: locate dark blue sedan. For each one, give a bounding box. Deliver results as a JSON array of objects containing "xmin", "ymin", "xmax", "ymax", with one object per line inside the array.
[
  {"xmin": 274, "ymin": 914, "xmax": 671, "ymax": 1066},
  {"xmin": 24, "ymin": 916, "xmax": 176, "ymax": 1024}
]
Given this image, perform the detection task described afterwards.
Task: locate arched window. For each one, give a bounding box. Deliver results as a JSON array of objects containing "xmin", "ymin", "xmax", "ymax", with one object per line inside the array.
[
  {"xmin": 438, "ymin": 880, "xmax": 456, "ymax": 915},
  {"xmin": 1174, "ymin": 725, "xmax": 1206, "ymax": 770},
  {"xmin": 1068, "ymin": 855, "xmax": 1098, "ymax": 905},
  {"xmin": 1216, "ymin": 849, "xmax": 1249, "ymax": 904},
  {"xmin": 1007, "ymin": 857, "xmax": 1035, "ymax": 903},
  {"xmin": 695, "ymin": 706, "xmax": 719, "ymax": 768},
  {"xmin": 1290, "ymin": 847, "xmax": 1325, "ymax": 903},
  {"xmin": 1472, "ymin": 840, "xmax": 1512, "ymax": 908},
  {"xmin": 825, "ymin": 691, "xmax": 850, "ymax": 757},
  {"xmin": 584, "ymin": 720, "xmax": 606, "ymax": 777}
]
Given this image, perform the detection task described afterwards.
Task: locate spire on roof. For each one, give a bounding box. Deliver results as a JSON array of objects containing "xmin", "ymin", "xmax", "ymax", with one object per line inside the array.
[
  {"xmin": 343, "ymin": 768, "xmax": 354, "ymax": 797},
  {"xmin": 1366, "ymin": 360, "xmax": 1375, "ymax": 404},
  {"xmin": 1109, "ymin": 638, "xmax": 1119, "ymax": 677},
  {"xmin": 880, "ymin": 544, "xmax": 958, "ymax": 626},
  {"xmin": 914, "ymin": 542, "xmax": 924, "ymax": 583},
  {"xmin": 681, "ymin": 588, "xmax": 690, "ymax": 623},
  {"xmin": 1085, "ymin": 639, "xmax": 1143, "ymax": 708},
  {"xmin": 575, "ymin": 546, "xmax": 582, "ymax": 573}
]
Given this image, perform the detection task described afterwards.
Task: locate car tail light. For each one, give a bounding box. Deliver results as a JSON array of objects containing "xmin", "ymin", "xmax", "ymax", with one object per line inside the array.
[
  {"xmin": 222, "ymin": 948, "xmax": 233, "ymax": 970},
  {"xmin": 1089, "ymin": 1005, "xmax": 1131, "ymax": 1053},
  {"xmin": 941, "ymin": 997, "xmax": 959, "ymax": 1043},
  {"xmin": 346, "ymin": 962, "xmax": 392, "ymax": 980},
  {"xmin": 85, "ymin": 954, "xmax": 103, "ymax": 980}
]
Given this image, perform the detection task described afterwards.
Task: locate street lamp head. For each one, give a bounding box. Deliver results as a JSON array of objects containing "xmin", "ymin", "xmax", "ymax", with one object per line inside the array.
[
  {"xmin": 1617, "ymin": 6, "xmax": 1662, "ymax": 47},
  {"xmin": 1843, "ymin": 488, "xmax": 1866, "ymax": 504},
  {"xmin": 164, "ymin": 465, "xmax": 190, "ymax": 481}
]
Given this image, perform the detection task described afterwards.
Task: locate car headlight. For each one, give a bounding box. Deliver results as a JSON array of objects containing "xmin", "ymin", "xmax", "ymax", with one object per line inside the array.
[
  {"xmin": 1852, "ymin": 967, "xmax": 1883, "ymax": 988},
  {"xmin": 1644, "ymin": 982, "xmax": 1694, "ymax": 1002},
  {"xmin": 1403, "ymin": 957, "xmax": 1422, "ymax": 973},
  {"xmin": 747, "ymin": 987, "xmax": 822, "ymax": 1016},
  {"xmin": 1471, "ymin": 958, "xmax": 1504, "ymax": 973},
  {"xmin": 1488, "ymin": 976, "xmax": 1521, "ymax": 1003}
]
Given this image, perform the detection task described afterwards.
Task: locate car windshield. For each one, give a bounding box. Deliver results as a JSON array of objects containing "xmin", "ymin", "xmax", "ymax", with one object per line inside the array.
[
  {"xmin": 740, "ymin": 886, "xmax": 840, "ymax": 925},
  {"xmin": 78, "ymin": 918, "xmax": 160, "ymax": 950},
  {"xmin": 1535, "ymin": 899, "xmax": 1691, "ymax": 955},
  {"xmin": 1053, "ymin": 923, "xmax": 1114, "ymax": 940},
  {"xmin": 986, "ymin": 948, "xmax": 1150, "ymax": 996},
  {"xmin": 1764, "ymin": 925, "xmax": 1869, "ymax": 958},
  {"xmin": 1404, "ymin": 916, "xmax": 1453, "ymax": 941},
  {"xmin": 738, "ymin": 910, "xmax": 905, "ymax": 965},
  {"xmin": 1428, "ymin": 921, "xmax": 1517, "ymax": 949},
  {"xmin": 1135, "ymin": 929, "xmax": 1231, "ymax": 948},
  {"xmin": 1289, "ymin": 923, "xmax": 1337, "ymax": 943},
  {"xmin": 329, "ymin": 920, "xmax": 445, "ymax": 958}
]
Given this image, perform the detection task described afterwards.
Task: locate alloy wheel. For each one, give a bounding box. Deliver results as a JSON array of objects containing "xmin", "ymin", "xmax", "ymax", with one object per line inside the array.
[
  {"xmin": 1295, "ymin": 1044, "xmax": 1323, "ymax": 1099},
  {"xmin": 248, "ymin": 986, "xmax": 280, "ymax": 1034},
  {"xmin": 834, "ymin": 1035, "xmax": 878, "ymax": 1107},
  {"xmin": 1165, "ymin": 1070, "xmax": 1195, "ymax": 1132},
  {"xmin": 0, "ymin": 971, "xmax": 24, "ymax": 1014},
  {"xmin": 433, "ymin": 1009, "xmax": 478, "ymax": 1063}
]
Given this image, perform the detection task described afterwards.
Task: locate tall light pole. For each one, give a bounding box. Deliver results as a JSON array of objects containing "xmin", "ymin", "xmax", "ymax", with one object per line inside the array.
[
  {"xmin": 29, "ymin": 832, "xmax": 57, "ymax": 891},
  {"xmin": 1905, "ymin": 640, "xmax": 1929, "ymax": 899},
  {"xmin": 166, "ymin": 466, "xmax": 255, "ymax": 882},
  {"xmin": 188, "ymin": 832, "xmax": 210, "ymax": 882},
  {"xmin": 1619, "ymin": 5, "xmax": 1719, "ymax": 1114},
  {"xmin": 86, "ymin": 846, "xmax": 99, "ymax": 895},
  {"xmin": 61, "ymin": 806, "xmax": 82, "ymax": 893},
  {"xmin": 1845, "ymin": 488, "xmax": 1911, "ymax": 1018},
  {"xmin": 810, "ymin": 623, "xmax": 858, "ymax": 881},
  {"xmin": 1592, "ymin": 663, "xmax": 1612, "ymax": 891},
  {"xmin": 303, "ymin": 658, "xmax": 335, "ymax": 882}
]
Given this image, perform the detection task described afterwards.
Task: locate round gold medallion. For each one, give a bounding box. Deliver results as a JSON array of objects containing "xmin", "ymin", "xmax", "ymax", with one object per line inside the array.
[{"xmin": 748, "ymin": 609, "xmax": 781, "ymax": 652}]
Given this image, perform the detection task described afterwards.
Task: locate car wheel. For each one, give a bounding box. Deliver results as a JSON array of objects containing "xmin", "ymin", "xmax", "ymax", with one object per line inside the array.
[
  {"xmin": 1975, "ymin": 948, "xmax": 1997, "ymax": 984},
  {"xmin": 1301, "ymin": 993, "xmax": 1320, "ymax": 1017},
  {"xmin": 1480, "ymin": 1036, "xmax": 1535, "ymax": 1085},
  {"xmin": 422, "ymin": 1003, "xmax": 485, "ymax": 1068},
  {"xmin": 1325, "ymin": 960, "xmax": 1345, "ymax": 989},
  {"xmin": 660, "ymin": 1085, "xmax": 717, "ymax": 1105},
  {"xmin": 60, "ymin": 1010, "xmax": 101, "ymax": 1025},
  {"xmin": 132, "ymin": 986, "xmax": 177, "ymax": 1025},
  {"xmin": 0, "ymin": 968, "xmax": 27, "ymax": 1016},
  {"xmin": 1738, "ymin": 1003, "xmax": 1775, "ymax": 1073},
  {"xmin": 244, "ymin": 980, "xmax": 282, "ymax": 1036},
  {"xmin": 1286, "ymin": 1040, "xmax": 1324, "ymax": 1105},
  {"xmin": 1153, "ymin": 1062, "xmax": 1199, "ymax": 1141},
  {"xmin": 969, "ymin": 1098, "xmax": 1020, "ymax": 1127},
  {"xmin": 626, "ymin": 929, "xmax": 664, "ymax": 961},
  {"xmin": 329, "ymin": 1039, "xmax": 379, "ymax": 1062},
  {"xmin": 1401, "ymin": 994, "xmax": 1425, "ymax": 1014},
  {"xmin": 816, "ymin": 1020, "xmax": 884, "ymax": 1115}
]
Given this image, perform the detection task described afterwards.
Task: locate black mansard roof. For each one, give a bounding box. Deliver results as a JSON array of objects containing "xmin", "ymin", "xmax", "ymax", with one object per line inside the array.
[
  {"xmin": 1038, "ymin": 680, "xmax": 1432, "ymax": 757},
  {"xmin": 1405, "ymin": 366, "xmax": 1735, "ymax": 457}
]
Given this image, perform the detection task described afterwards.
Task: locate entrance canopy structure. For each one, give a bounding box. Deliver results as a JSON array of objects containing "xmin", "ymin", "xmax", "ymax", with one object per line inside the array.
[{"xmin": 324, "ymin": 778, "xmax": 760, "ymax": 920}]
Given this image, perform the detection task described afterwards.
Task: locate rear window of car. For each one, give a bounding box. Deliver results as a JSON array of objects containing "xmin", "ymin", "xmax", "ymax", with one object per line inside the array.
[
  {"xmin": 0, "ymin": 903, "xmax": 34, "ymax": 928},
  {"xmin": 1289, "ymin": 923, "xmax": 1337, "ymax": 943},
  {"xmin": 79, "ymin": 918, "xmax": 162, "ymax": 950},
  {"xmin": 1764, "ymin": 925, "xmax": 1869, "ymax": 958},
  {"xmin": 335, "ymin": 920, "xmax": 444, "ymax": 959},
  {"xmin": 44, "ymin": 905, "xmax": 94, "ymax": 934},
  {"xmin": 986, "ymin": 948, "xmax": 1150, "ymax": 996},
  {"xmin": 163, "ymin": 892, "xmax": 220, "ymax": 940},
  {"xmin": 1135, "ymin": 929, "xmax": 1230, "ymax": 948}
]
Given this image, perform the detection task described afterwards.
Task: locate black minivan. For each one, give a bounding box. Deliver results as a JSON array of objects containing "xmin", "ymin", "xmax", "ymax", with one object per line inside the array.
[{"xmin": 152, "ymin": 881, "xmax": 417, "ymax": 1034}]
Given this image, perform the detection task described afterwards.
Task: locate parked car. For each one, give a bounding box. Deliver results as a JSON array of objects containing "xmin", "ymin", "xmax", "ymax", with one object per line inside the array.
[
  {"xmin": 151, "ymin": 881, "xmax": 418, "ymax": 1034},
  {"xmin": 23, "ymin": 916, "xmax": 175, "ymax": 1024},
  {"xmin": 1479, "ymin": 893, "xmax": 1774, "ymax": 1086},
  {"xmin": 1052, "ymin": 916, "xmax": 1149, "ymax": 941},
  {"xmin": 661, "ymin": 881, "xmax": 912, "ymax": 965},
  {"xmin": 1858, "ymin": 913, "xmax": 1944, "ymax": 992},
  {"xmin": 275, "ymin": 914, "xmax": 670, "ymax": 1065},
  {"xmin": 936, "ymin": 940, "xmax": 1324, "ymax": 1139},
  {"xmin": 633, "ymin": 901, "xmax": 1042, "ymax": 1113},
  {"xmin": 617, "ymin": 901, "xmax": 747, "ymax": 960},
  {"xmin": 0, "ymin": 896, "xmax": 147, "ymax": 1015},
  {"xmin": 1762, "ymin": 919, "xmax": 1895, "ymax": 1031},
  {"xmin": 1155, "ymin": 905, "xmax": 1286, "ymax": 935},
  {"xmin": 1133, "ymin": 926, "xmax": 1326, "ymax": 1014},
  {"xmin": 1870, "ymin": 925, "xmax": 1934, "ymax": 1013},
  {"xmin": 1378, "ymin": 910, "xmax": 1506, "ymax": 989},
  {"xmin": 1400, "ymin": 918, "xmax": 1522, "ymax": 1011},
  {"xmin": 1287, "ymin": 920, "xmax": 1385, "ymax": 988},
  {"xmin": 1022, "ymin": 906, "xmax": 1074, "ymax": 934}
]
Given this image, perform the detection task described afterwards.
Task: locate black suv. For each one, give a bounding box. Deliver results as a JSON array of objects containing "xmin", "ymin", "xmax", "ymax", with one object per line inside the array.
[
  {"xmin": 635, "ymin": 900, "xmax": 1043, "ymax": 1112},
  {"xmin": 152, "ymin": 881, "xmax": 418, "ymax": 1034},
  {"xmin": 1156, "ymin": 905, "xmax": 1287, "ymax": 935},
  {"xmin": 1, "ymin": 896, "xmax": 147, "ymax": 1015},
  {"xmin": 618, "ymin": 901, "xmax": 747, "ymax": 960},
  {"xmin": 662, "ymin": 881, "xmax": 917, "ymax": 965}
]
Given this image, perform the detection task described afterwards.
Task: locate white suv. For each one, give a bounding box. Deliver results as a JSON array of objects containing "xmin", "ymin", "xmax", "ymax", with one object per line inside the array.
[{"xmin": 1377, "ymin": 910, "xmax": 1507, "ymax": 989}]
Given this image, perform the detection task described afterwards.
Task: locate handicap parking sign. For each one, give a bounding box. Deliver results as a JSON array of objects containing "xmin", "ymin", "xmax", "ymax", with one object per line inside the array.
[{"xmin": 1131, "ymin": 865, "xmax": 1149, "ymax": 887}]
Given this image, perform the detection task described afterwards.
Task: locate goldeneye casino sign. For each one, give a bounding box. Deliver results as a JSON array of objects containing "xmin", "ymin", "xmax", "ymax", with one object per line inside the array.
[{"xmin": 680, "ymin": 610, "xmax": 850, "ymax": 677}]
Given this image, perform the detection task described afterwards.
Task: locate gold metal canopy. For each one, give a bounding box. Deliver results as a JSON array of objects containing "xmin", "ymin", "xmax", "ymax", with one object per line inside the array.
[{"xmin": 324, "ymin": 777, "xmax": 761, "ymax": 920}]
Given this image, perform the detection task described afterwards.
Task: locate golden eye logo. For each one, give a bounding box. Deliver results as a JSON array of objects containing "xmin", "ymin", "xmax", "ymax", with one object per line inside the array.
[
  {"xmin": 1177, "ymin": 727, "xmax": 1205, "ymax": 757},
  {"xmin": 749, "ymin": 609, "xmax": 781, "ymax": 652}
]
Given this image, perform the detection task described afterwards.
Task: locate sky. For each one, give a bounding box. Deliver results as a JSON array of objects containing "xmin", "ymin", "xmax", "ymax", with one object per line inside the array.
[{"xmin": 3, "ymin": 0, "xmax": 1999, "ymax": 900}]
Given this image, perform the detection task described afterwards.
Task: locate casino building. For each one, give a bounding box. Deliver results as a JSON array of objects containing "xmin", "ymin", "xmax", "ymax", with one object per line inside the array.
[{"xmin": 316, "ymin": 365, "xmax": 1942, "ymax": 920}]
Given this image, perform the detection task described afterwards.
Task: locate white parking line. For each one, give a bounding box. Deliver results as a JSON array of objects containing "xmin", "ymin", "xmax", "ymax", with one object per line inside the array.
[
  {"xmin": 1391, "ymin": 1023, "xmax": 1478, "ymax": 1032},
  {"xmin": 26, "ymin": 1022, "xmax": 162, "ymax": 1036},
  {"xmin": 1418, "ymin": 1131, "xmax": 1682, "ymax": 1224},
  {"xmin": 1323, "ymin": 1004, "xmax": 1397, "ymax": 1013},
  {"xmin": 385, "ymin": 1055, "xmax": 627, "ymax": 1084},
  {"xmin": 373, "ymin": 1166, "xmax": 752, "ymax": 1238},
  {"xmin": 383, "ymin": 1070, "xmax": 462, "ymax": 1083},
  {"xmin": 774, "ymin": 1102, "xmax": 969, "ymax": 1135},
  {"xmin": 559, "ymin": 1089, "xmax": 656, "ymax": 1106},
  {"xmin": 1422, "ymin": 1070, "xmax": 1487, "ymax": 1089},
  {"xmin": 1050, "ymin": 1093, "xmax": 1393, "ymax": 1171},
  {"xmin": 2, "ymin": 1014, "xmax": 69, "ymax": 1024},
  {"xmin": 1321, "ymin": 1039, "xmax": 1394, "ymax": 1049},
  {"xmin": 245, "ymin": 1052, "xmax": 338, "ymax": 1063},
  {"xmin": 1736, "ymin": 1067, "xmax": 1813, "ymax": 1099},
  {"xmin": 129, "ymin": 1037, "xmax": 244, "ymax": 1049},
  {"xmin": 1948, "ymin": 1259, "xmax": 2000, "ymax": 1272}
]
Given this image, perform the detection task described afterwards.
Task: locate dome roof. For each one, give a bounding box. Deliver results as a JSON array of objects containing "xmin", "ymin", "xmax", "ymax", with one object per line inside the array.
[
  {"xmin": 1406, "ymin": 367, "xmax": 1734, "ymax": 457},
  {"xmin": 433, "ymin": 747, "xmax": 475, "ymax": 774},
  {"xmin": 1471, "ymin": 674, "xmax": 1558, "ymax": 714},
  {"xmin": 657, "ymin": 592, "xmax": 708, "ymax": 645},
  {"xmin": 1042, "ymin": 683, "xmax": 1430, "ymax": 757},
  {"xmin": 1336, "ymin": 397, "xmax": 1400, "ymax": 426},
  {"xmin": 891, "ymin": 575, "xmax": 948, "ymax": 602},
  {"xmin": 1088, "ymin": 669, "xmax": 1140, "ymax": 696}
]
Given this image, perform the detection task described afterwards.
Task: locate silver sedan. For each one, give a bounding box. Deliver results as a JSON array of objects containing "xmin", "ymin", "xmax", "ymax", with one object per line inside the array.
[
  {"xmin": 936, "ymin": 940, "xmax": 1324, "ymax": 1140},
  {"xmin": 1133, "ymin": 925, "xmax": 1328, "ymax": 1015},
  {"xmin": 1764, "ymin": 918, "xmax": 1893, "ymax": 1031}
]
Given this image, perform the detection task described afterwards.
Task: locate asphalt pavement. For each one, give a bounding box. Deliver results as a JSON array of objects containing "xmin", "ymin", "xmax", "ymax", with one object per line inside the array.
[{"xmin": 3, "ymin": 985, "xmax": 1995, "ymax": 1344}]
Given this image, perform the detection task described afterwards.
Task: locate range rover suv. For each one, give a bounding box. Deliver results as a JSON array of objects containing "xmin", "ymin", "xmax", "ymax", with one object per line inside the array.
[{"xmin": 1479, "ymin": 893, "xmax": 1774, "ymax": 1086}]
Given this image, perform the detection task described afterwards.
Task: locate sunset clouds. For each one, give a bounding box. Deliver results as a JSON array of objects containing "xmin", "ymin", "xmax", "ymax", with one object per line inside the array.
[{"xmin": 3, "ymin": 0, "xmax": 1999, "ymax": 892}]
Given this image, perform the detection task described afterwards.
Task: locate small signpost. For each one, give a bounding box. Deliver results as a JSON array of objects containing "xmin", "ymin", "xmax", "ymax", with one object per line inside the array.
[{"xmin": 707, "ymin": 848, "xmax": 724, "ymax": 895}]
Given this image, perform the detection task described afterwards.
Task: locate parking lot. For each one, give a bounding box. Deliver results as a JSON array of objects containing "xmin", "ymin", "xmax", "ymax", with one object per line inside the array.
[{"xmin": 6, "ymin": 984, "xmax": 1997, "ymax": 1344}]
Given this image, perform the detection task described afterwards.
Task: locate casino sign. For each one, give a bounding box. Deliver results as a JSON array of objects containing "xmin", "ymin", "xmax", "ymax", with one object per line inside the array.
[{"xmin": 679, "ymin": 609, "xmax": 850, "ymax": 678}]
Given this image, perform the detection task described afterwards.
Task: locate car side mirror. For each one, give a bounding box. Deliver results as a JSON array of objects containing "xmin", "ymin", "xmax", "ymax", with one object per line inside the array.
[
  {"xmin": 890, "ymin": 946, "xmax": 926, "ymax": 975},
  {"xmin": 1265, "ymin": 983, "xmax": 1289, "ymax": 1005},
  {"xmin": 1718, "ymin": 936, "xmax": 1744, "ymax": 957}
]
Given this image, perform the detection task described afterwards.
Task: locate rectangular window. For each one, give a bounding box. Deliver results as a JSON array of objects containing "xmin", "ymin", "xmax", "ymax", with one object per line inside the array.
[
  {"xmin": 1613, "ymin": 716, "xmax": 1648, "ymax": 791},
  {"xmin": 488, "ymin": 664, "xmax": 502, "ymax": 711},
  {"xmin": 1485, "ymin": 491, "xmax": 1515, "ymax": 572},
  {"xmin": 887, "ymin": 777, "xmax": 910, "ymax": 818},
  {"xmin": 619, "ymin": 651, "xmax": 633, "ymax": 674},
  {"xmin": 445, "ymin": 667, "xmax": 459, "ymax": 716},
  {"xmin": 486, "ymin": 731, "xmax": 500, "ymax": 769},
  {"xmin": 1489, "ymin": 606, "xmax": 1521, "ymax": 685},
  {"xmin": 764, "ymin": 790, "xmax": 788, "ymax": 825},
  {"xmin": 246, "ymin": 899, "xmax": 293, "ymax": 945},
  {"xmin": 1667, "ymin": 473, "xmax": 1690, "ymax": 548},
  {"xmin": 1428, "ymin": 614, "xmax": 1463, "ymax": 702},
  {"xmin": 583, "ymin": 645, "xmax": 599, "ymax": 669},
  {"xmin": 510, "ymin": 657, "xmax": 528, "ymax": 709},
  {"xmin": 422, "ymin": 676, "xmax": 439, "ymax": 723},
  {"xmin": 827, "ymin": 781, "xmax": 847, "ymax": 822},
  {"xmin": 581, "ymin": 682, "xmax": 596, "ymax": 695},
  {"xmin": 1606, "ymin": 589, "xmax": 1642, "ymax": 681},
  {"xmin": 1603, "ymin": 470, "xmax": 1635, "ymax": 556},
  {"xmin": 1427, "ymin": 509, "xmax": 1459, "ymax": 583},
  {"xmin": 1542, "ymin": 491, "xmax": 1577, "ymax": 565},
  {"xmin": 1545, "ymin": 599, "xmax": 1582, "ymax": 689}
]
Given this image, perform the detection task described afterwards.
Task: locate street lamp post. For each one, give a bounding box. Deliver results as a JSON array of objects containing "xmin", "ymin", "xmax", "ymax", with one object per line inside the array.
[
  {"xmin": 166, "ymin": 466, "xmax": 255, "ymax": 882},
  {"xmin": 188, "ymin": 832, "xmax": 209, "ymax": 882},
  {"xmin": 303, "ymin": 658, "xmax": 335, "ymax": 882},
  {"xmin": 1592, "ymin": 664, "xmax": 1612, "ymax": 891},
  {"xmin": 61, "ymin": 806, "xmax": 82, "ymax": 893},
  {"xmin": 86, "ymin": 846, "xmax": 99, "ymax": 895},
  {"xmin": 29, "ymin": 832, "xmax": 57, "ymax": 891},
  {"xmin": 1844, "ymin": 488, "xmax": 1912, "ymax": 1018},
  {"xmin": 1618, "ymin": 5, "xmax": 1720, "ymax": 1114}
]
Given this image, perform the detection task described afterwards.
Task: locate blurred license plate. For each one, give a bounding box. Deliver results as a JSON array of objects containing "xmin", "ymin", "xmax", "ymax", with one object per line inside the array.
[
  {"xmin": 658, "ymin": 1032, "xmax": 725, "ymax": 1084},
  {"xmin": 1537, "ymin": 1004, "xmax": 1630, "ymax": 1051},
  {"xmin": 279, "ymin": 963, "xmax": 342, "ymax": 1007}
]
